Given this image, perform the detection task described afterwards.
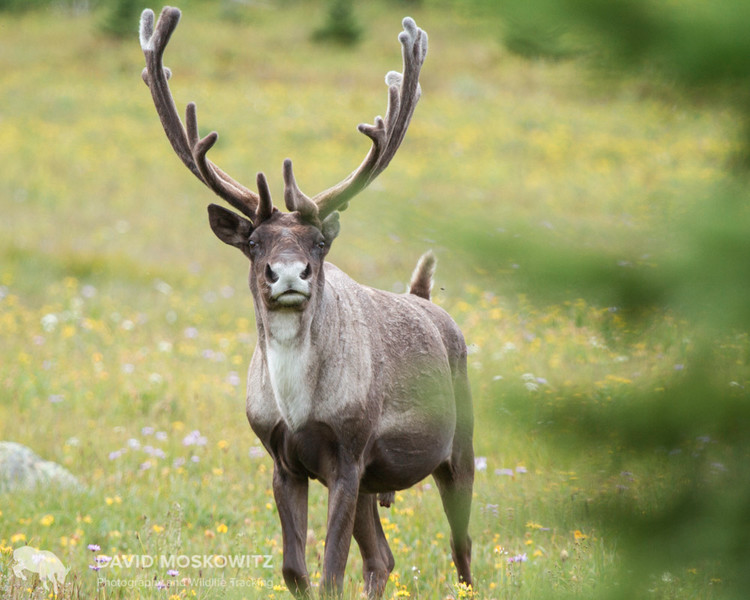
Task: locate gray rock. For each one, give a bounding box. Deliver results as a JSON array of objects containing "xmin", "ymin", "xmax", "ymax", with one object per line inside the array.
[{"xmin": 0, "ymin": 442, "xmax": 80, "ymax": 493}]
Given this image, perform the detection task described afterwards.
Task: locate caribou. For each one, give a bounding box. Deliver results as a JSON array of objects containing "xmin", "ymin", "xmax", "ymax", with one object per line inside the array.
[{"xmin": 139, "ymin": 7, "xmax": 474, "ymax": 597}]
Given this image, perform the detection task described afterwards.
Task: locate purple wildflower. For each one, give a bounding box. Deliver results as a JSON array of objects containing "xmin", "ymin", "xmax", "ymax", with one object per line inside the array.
[
  {"xmin": 508, "ymin": 553, "xmax": 528, "ymax": 564},
  {"xmin": 183, "ymin": 430, "xmax": 207, "ymax": 447},
  {"xmin": 87, "ymin": 544, "xmax": 101, "ymax": 552}
]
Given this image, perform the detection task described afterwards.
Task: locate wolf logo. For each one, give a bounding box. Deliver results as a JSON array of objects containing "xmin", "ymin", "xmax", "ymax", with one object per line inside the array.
[{"xmin": 12, "ymin": 545, "xmax": 69, "ymax": 594}]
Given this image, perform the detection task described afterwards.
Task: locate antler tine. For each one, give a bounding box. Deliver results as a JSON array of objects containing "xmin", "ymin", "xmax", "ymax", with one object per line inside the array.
[
  {"xmin": 309, "ymin": 17, "xmax": 428, "ymax": 221},
  {"xmin": 140, "ymin": 7, "xmax": 259, "ymax": 220}
]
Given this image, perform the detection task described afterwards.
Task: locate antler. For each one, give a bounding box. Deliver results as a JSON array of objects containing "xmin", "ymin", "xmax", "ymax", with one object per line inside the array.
[
  {"xmin": 139, "ymin": 6, "xmax": 263, "ymax": 220},
  {"xmin": 140, "ymin": 7, "xmax": 427, "ymax": 227},
  {"xmin": 284, "ymin": 16, "xmax": 428, "ymax": 222}
]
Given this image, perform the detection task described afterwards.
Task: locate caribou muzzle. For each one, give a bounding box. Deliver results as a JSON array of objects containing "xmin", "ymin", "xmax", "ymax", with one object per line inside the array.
[{"xmin": 266, "ymin": 260, "xmax": 312, "ymax": 308}]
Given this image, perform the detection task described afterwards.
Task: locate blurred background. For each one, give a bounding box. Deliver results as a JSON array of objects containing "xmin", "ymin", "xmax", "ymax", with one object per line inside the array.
[{"xmin": 1, "ymin": 0, "xmax": 749, "ymax": 598}]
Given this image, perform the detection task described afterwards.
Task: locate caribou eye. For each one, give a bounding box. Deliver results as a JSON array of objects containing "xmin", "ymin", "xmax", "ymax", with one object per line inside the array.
[
  {"xmin": 317, "ymin": 241, "xmax": 326, "ymax": 249},
  {"xmin": 248, "ymin": 239, "xmax": 258, "ymax": 249}
]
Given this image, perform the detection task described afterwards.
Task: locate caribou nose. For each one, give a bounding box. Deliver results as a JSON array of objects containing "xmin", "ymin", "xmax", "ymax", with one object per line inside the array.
[
  {"xmin": 265, "ymin": 263, "xmax": 279, "ymax": 284},
  {"xmin": 267, "ymin": 260, "xmax": 312, "ymax": 303},
  {"xmin": 267, "ymin": 261, "xmax": 310, "ymax": 284}
]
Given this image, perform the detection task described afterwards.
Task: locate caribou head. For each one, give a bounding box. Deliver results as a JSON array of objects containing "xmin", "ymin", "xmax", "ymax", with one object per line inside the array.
[{"xmin": 140, "ymin": 7, "xmax": 473, "ymax": 598}]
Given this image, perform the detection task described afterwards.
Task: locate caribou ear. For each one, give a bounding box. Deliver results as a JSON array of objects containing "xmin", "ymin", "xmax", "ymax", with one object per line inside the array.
[
  {"xmin": 321, "ymin": 211, "xmax": 340, "ymax": 244},
  {"xmin": 207, "ymin": 204, "xmax": 254, "ymax": 249}
]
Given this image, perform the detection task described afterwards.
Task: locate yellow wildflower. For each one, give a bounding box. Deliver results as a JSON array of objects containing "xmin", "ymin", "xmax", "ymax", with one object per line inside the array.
[{"xmin": 39, "ymin": 514, "xmax": 54, "ymax": 527}]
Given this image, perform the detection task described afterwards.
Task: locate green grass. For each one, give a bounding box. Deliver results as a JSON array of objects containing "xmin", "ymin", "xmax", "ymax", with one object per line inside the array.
[{"xmin": 1, "ymin": 1, "xmax": 747, "ymax": 599}]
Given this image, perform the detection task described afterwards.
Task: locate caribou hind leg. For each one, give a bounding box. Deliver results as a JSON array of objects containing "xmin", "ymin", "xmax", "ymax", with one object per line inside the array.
[
  {"xmin": 433, "ymin": 372, "xmax": 474, "ymax": 587},
  {"xmin": 353, "ymin": 493, "xmax": 394, "ymax": 598},
  {"xmin": 433, "ymin": 458, "xmax": 474, "ymax": 586}
]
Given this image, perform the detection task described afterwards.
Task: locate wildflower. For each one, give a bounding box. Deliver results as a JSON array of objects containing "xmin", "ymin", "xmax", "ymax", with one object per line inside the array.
[
  {"xmin": 156, "ymin": 581, "xmax": 167, "ymax": 590},
  {"xmin": 495, "ymin": 468, "xmax": 514, "ymax": 477},
  {"xmin": 48, "ymin": 394, "xmax": 64, "ymax": 404},
  {"xmin": 39, "ymin": 514, "xmax": 54, "ymax": 526},
  {"xmin": 183, "ymin": 430, "xmax": 207, "ymax": 447},
  {"xmin": 167, "ymin": 569, "xmax": 179, "ymax": 577},
  {"xmin": 515, "ymin": 466, "xmax": 528, "ymax": 474},
  {"xmin": 574, "ymin": 530, "xmax": 588, "ymax": 541},
  {"xmin": 142, "ymin": 426, "xmax": 155, "ymax": 436},
  {"xmin": 474, "ymin": 457, "xmax": 487, "ymax": 471},
  {"xmin": 96, "ymin": 555, "xmax": 112, "ymax": 565},
  {"xmin": 87, "ymin": 544, "xmax": 101, "ymax": 552},
  {"xmin": 41, "ymin": 313, "xmax": 59, "ymax": 332},
  {"xmin": 10, "ymin": 533, "xmax": 26, "ymax": 544},
  {"xmin": 216, "ymin": 523, "xmax": 228, "ymax": 534},
  {"xmin": 507, "ymin": 553, "xmax": 527, "ymax": 564},
  {"xmin": 152, "ymin": 525, "xmax": 164, "ymax": 534},
  {"xmin": 248, "ymin": 446, "xmax": 265, "ymax": 459}
]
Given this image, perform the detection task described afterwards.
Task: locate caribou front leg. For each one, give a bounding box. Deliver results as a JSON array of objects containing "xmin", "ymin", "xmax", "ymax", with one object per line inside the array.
[
  {"xmin": 321, "ymin": 461, "xmax": 361, "ymax": 597},
  {"xmin": 273, "ymin": 466, "xmax": 311, "ymax": 598},
  {"xmin": 353, "ymin": 493, "xmax": 394, "ymax": 598}
]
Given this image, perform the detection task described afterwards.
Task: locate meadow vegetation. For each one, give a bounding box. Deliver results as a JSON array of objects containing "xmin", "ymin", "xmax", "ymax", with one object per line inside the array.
[{"xmin": 1, "ymin": 1, "xmax": 748, "ymax": 598}]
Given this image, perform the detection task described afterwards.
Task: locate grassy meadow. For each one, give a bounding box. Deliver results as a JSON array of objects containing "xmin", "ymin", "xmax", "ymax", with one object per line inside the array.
[{"xmin": 1, "ymin": 1, "xmax": 748, "ymax": 598}]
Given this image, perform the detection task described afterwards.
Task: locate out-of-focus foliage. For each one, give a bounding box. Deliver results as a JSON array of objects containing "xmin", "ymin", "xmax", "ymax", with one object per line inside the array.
[
  {"xmin": 100, "ymin": 0, "xmax": 141, "ymax": 38},
  {"xmin": 469, "ymin": 1, "xmax": 750, "ymax": 598},
  {"xmin": 312, "ymin": 0, "xmax": 362, "ymax": 45}
]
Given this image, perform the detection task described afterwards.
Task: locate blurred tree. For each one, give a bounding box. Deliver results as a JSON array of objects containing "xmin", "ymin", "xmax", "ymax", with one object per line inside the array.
[
  {"xmin": 0, "ymin": 0, "xmax": 57, "ymax": 12},
  {"xmin": 100, "ymin": 0, "xmax": 141, "ymax": 39},
  {"xmin": 312, "ymin": 0, "xmax": 362, "ymax": 46},
  {"xmin": 466, "ymin": 1, "xmax": 750, "ymax": 598}
]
